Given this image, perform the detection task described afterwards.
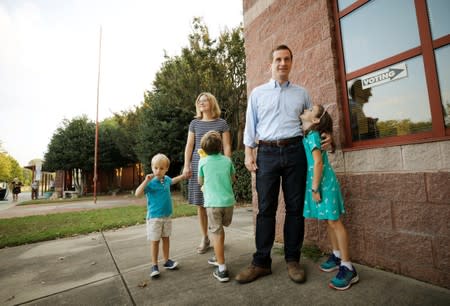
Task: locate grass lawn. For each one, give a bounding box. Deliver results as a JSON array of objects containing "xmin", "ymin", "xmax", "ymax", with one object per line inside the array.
[{"xmin": 0, "ymin": 196, "xmax": 197, "ymax": 249}]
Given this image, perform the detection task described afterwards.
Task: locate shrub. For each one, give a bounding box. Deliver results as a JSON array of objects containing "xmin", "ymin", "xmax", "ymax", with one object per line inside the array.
[
  {"xmin": 180, "ymin": 177, "xmax": 189, "ymax": 200},
  {"xmin": 232, "ymin": 150, "xmax": 252, "ymax": 203}
]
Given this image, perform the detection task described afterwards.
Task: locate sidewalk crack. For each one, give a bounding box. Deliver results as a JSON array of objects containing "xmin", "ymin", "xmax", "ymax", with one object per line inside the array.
[{"xmin": 101, "ymin": 231, "xmax": 136, "ymax": 306}]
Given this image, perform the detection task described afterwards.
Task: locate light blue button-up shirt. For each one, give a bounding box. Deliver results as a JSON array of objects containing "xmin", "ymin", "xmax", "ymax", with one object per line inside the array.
[{"xmin": 243, "ymin": 79, "xmax": 312, "ymax": 148}]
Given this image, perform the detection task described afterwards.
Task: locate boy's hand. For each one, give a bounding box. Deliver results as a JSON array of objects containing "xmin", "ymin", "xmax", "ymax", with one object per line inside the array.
[{"xmin": 145, "ymin": 174, "xmax": 154, "ymax": 181}]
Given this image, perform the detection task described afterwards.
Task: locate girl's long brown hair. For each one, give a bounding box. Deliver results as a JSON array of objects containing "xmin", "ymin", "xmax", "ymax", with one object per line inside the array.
[{"xmin": 304, "ymin": 105, "xmax": 333, "ymax": 136}]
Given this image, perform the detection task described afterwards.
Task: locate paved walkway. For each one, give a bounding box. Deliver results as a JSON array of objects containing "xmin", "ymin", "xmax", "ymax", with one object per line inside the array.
[
  {"xmin": 0, "ymin": 199, "xmax": 449, "ymax": 305},
  {"xmin": 0, "ymin": 191, "xmax": 32, "ymax": 212},
  {"xmin": 0, "ymin": 193, "xmax": 144, "ymax": 219}
]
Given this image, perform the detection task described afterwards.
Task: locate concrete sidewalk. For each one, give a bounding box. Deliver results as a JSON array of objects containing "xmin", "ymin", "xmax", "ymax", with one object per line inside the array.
[
  {"xmin": 0, "ymin": 194, "xmax": 144, "ymax": 219},
  {"xmin": 0, "ymin": 207, "xmax": 449, "ymax": 306}
]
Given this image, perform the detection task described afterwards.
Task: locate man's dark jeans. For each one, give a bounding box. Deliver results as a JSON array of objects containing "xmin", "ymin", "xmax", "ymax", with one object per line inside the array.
[{"xmin": 252, "ymin": 141, "xmax": 307, "ymax": 268}]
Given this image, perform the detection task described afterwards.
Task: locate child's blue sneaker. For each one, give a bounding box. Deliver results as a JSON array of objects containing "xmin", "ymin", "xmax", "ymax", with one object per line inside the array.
[
  {"xmin": 150, "ymin": 265, "xmax": 160, "ymax": 278},
  {"xmin": 213, "ymin": 267, "xmax": 230, "ymax": 282},
  {"xmin": 329, "ymin": 265, "xmax": 359, "ymax": 290},
  {"xmin": 320, "ymin": 253, "xmax": 341, "ymax": 272},
  {"xmin": 163, "ymin": 259, "xmax": 178, "ymax": 270}
]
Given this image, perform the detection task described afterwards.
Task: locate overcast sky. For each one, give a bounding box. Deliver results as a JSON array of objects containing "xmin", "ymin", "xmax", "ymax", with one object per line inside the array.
[{"xmin": 0, "ymin": 0, "xmax": 243, "ymax": 166}]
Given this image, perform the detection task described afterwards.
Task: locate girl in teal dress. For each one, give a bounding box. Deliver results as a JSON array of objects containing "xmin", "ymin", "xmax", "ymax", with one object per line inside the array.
[{"xmin": 300, "ymin": 104, "xmax": 359, "ymax": 291}]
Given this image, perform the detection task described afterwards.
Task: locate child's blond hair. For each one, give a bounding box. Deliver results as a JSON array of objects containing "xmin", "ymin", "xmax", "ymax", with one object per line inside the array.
[{"xmin": 151, "ymin": 153, "xmax": 170, "ymax": 168}]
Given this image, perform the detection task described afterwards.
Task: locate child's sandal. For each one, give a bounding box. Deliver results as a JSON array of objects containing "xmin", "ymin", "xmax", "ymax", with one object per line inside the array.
[{"xmin": 196, "ymin": 237, "xmax": 210, "ymax": 254}]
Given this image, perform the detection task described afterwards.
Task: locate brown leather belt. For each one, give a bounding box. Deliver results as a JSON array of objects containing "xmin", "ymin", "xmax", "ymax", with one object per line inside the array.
[{"xmin": 258, "ymin": 136, "xmax": 302, "ymax": 147}]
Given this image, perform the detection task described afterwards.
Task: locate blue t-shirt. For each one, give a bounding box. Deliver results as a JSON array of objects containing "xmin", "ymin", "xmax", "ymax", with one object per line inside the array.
[{"xmin": 144, "ymin": 176, "xmax": 173, "ymax": 219}]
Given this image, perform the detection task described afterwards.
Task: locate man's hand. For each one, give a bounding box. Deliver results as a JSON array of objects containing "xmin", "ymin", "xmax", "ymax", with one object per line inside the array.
[
  {"xmin": 320, "ymin": 132, "xmax": 335, "ymax": 153},
  {"xmin": 244, "ymin": 146, "xmax": 258, "ymax": 172}
]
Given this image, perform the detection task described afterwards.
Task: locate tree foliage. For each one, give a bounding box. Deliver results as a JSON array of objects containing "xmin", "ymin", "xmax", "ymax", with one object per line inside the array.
[
  {"xmin": 136, "ymin": 18, "xmax": 246, "ymax": 174},
  {"xmin": 0, "ymin": 141, "xmax": 27, "ymax": 183},
  {"xmin": 0, "ymin": 153, "xmax": 12, "ymax": 181},
  {"xmin": 135, "ymin": 91, "xmax": 192, "ymax": 174},
  {"xmin": 232, "ymin": 150, "xmax": 252, "ymax": 202},
  {"xmin": 44, "ymin": 114, "xmax": 138, "ymax": 173},
  {"xmin": 44, "ymin": 116, "xmax": 95, "ymax": 171},
  {"xmin": 112, "ymin": 109, "xmax": 141, "ymax": 164}
]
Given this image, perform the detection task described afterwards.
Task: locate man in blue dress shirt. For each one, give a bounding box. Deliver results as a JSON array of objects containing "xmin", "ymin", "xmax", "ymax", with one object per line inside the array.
[{"xmin": 236, "ymin": 44, "xmax": 331, "ymax": 284}]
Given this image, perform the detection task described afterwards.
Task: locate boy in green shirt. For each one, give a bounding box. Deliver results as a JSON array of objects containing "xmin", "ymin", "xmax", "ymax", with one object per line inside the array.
[{"xmin": 198, "ymin": 131, "xmax": 236, "ymax": 282}]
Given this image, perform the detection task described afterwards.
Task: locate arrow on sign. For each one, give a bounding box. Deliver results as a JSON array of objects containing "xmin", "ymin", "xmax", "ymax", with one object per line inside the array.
[{"xmin": 361, "ymin": 63, "xmax": 407, "ymax": 89}]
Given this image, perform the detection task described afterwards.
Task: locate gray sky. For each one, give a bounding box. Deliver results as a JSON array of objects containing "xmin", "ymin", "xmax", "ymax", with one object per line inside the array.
[{"xmin": 0, "ymin": 0, "xmax": 243, "ymax": 166}]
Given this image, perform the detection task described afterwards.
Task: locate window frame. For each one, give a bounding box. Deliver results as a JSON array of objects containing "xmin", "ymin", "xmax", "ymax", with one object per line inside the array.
[{"xmin": 333, "ymin": 0, "xmax": 450, "ymax": 149}]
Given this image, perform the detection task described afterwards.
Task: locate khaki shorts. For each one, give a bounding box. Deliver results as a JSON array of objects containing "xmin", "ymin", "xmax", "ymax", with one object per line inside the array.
[
  {"xmin": 146, "ymin": 217, "xmax": 172, "ymax": 241},
  {"xmin": 207, "ymin": 207, "xmax": 234, "ymax": 234}
]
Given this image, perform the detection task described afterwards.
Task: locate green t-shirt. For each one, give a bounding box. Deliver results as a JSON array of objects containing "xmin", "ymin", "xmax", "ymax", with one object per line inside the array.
[{"xmin": 198, "ymin": 154, "xmax": 236, "ymax": 207}]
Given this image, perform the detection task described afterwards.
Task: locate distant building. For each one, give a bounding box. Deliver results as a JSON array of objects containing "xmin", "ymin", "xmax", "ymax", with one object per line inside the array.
[
  {"xmin": 25, "ymin": 159, "xmax": 54, "ymax": 196},
  {"xmin": 53, "ymin": 163, "xmax": 144, "ymax": 197}
]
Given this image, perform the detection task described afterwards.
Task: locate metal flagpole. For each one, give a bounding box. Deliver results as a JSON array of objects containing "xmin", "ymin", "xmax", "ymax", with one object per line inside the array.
[{"xmin": 94, "ymin": 25, "xmax": 102, "ymax": 204}]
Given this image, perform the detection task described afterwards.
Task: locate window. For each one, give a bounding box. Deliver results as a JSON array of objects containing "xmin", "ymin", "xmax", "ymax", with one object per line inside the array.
[
  {"xmin": 335, "ymin": 0, "xmax": 450, "ymax": 147},
  {"xmin": 340, "ymin": 0, "xmax": 420, "ymax": 73},
  {"xmin": 338, "ymin": 0, "xmax": 357, "ymax": 11},
  {"xmin": 435, "ymin": 45, "xmax": 450, "ymax": 127},
  {"xmin": 348, "ymin": 56, "xmax": 432, "ymax": 140},
  {"xmin": 427, "ymin": 0, "xmax": 450, "ymax": 39}
]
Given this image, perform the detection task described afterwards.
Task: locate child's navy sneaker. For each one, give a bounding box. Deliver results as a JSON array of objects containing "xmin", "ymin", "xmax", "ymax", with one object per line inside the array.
[
  {"xmin": 150, "ymin": 265, "xmax": 160, "ymax": 278},
  {"xmin": 320, "ymin": 253, "xmax": 341, "ymax": 272},
  {"xmin": 213, "ymin": 267, "xmax": 230, "ymax": 282},
  {"xmin": 329, "ymin": 265, "xmax": 359, "ymax": 290},
  {"xmin": 208, "ymin": 256, "xmax": 219, "ymax": 266},
  {"xmin": 163, "ymin": 259, "xmax": 178, "ymax": 270}
]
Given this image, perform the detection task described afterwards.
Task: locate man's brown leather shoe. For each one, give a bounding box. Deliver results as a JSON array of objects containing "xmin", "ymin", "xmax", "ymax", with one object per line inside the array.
[
  {"xmin": 286, "ymin": 261, "xmax": 306, "ymax": 283},
  {"xmin": 235, "ymin": 264, "xmax": 272, "ymax": 284}
]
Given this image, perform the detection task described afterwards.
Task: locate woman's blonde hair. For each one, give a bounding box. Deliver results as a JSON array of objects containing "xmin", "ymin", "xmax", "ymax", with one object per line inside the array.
[{"xmin": 195, "ymin": 92, "xmax": 221, "ymax": 119}]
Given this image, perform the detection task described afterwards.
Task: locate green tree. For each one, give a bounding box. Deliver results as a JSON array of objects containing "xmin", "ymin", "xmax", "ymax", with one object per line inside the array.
[
  {"xmin": 111, "ymin": 109, "xmax": 141, "ymax": 165},
  {"xmin": 44, "ymin": 116, "xmax": 95, "ymax": 172},
  {"xmin": 0, "ymin": 142, "xmax": 26, "ymax": 184},
  {"xmin": 215, "ymin": 25, "xmax": 247, "ymax": 149},
  {"xmin": 136, "ymin": 18, "xmax": 246, "ymax": 174},
  {"xmin": 0, "ymin": 153, "xmax": 12, "ymax": 181},
  {"xmin": 1, "ymin": 155, "xmax": 24, "ymax": 183},
  {"xmin": 98, "ymin": 118, "xmax": 129, "ymax": 170},
  {"xmin": 135, "ymin": 91, "xmax": 192, "ymax": 175},
  {"xmin": 43, "ymin": 115, "xmax": 138, "ymax": 193}
]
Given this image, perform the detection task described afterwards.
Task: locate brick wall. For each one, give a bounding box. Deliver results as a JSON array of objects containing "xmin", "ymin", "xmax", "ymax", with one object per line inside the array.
[
  {"xmin": 244, "ymin": 0, "xmax": 450, "ymax": 288},
  {"xmin": 305, "ymin": 171, "xmax": 450, "ymax": 287}
]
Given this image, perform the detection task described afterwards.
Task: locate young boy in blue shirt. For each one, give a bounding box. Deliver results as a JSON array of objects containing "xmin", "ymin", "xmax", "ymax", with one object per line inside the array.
[
  {"xmin": 135, "ymin": 153, "xmax": 185, "ymax": 278},
  {"xmin": 198, "ymin": 131, "xmax": 236, "ymax": 282}
]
